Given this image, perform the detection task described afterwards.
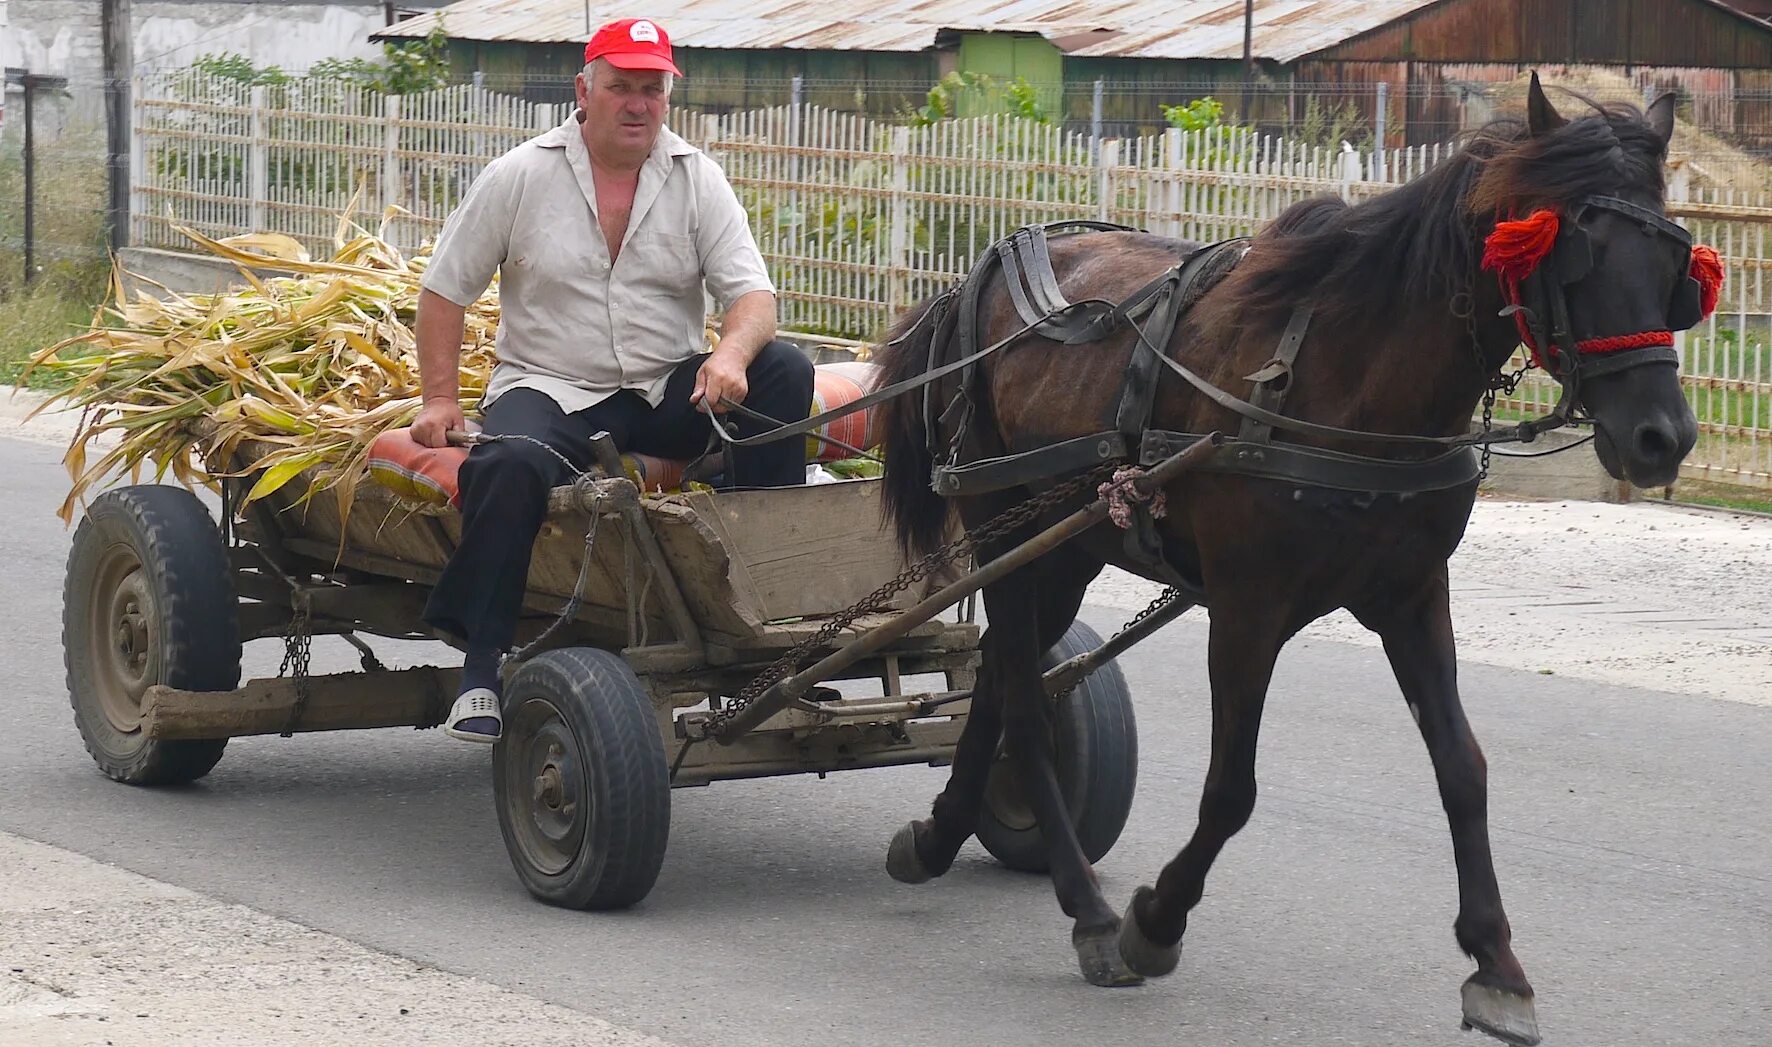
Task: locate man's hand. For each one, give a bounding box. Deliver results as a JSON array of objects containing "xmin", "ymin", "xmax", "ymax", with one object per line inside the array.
[
  {"xmin": 691, "ymin": 348, "xmax": 750, "ymax": 414},
  {"xmin": 412, "ymin": 396, "xmax": 466, "ymax": 448}
]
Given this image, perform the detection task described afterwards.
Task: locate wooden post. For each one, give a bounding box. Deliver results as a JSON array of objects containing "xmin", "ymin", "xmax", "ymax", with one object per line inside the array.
[
  {"xmin": 248, "ymin": 85, "xmax": 268, "ymax": 232},
  {"xmin": 129, "ymin": 72, "xmax": 145, "ymax": 246},
  {"xmin": 1096, "ymin": 137, "xmax": 1119, "ymax": 222},
  {"xmin": 382, "ymin": 93, "xmax": 402, "ymax": 210},
  {"xmin": 888, "ymin": 125, "xmax": 910, "ymax": 312},
  {"xmin": 1163, "ymin": 127, "xmax": 1182, "ymax": 240}
]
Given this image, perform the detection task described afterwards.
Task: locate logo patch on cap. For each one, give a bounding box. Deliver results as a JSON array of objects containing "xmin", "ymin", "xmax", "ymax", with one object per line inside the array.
[{"xmin": 629, "ymin": 20, "xmax": 659, "ymax": 43}]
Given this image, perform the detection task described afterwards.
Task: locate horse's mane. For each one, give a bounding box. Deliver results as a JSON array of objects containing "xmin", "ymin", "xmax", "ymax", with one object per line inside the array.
[{"xmin": 1195, "ymin": 97, "xmax": 1671, "ymax": 338}]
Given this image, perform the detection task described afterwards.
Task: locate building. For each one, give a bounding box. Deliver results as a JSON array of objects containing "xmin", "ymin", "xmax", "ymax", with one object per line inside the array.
[{"xmin": 375, "ymin": 0, "xmax": 1772, "ymax": 146}]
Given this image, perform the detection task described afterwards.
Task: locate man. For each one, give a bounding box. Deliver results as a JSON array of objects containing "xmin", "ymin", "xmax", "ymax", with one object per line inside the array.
[{"xmin": 411, "ymin": 17, "xmax": 812, "ymax": 743}]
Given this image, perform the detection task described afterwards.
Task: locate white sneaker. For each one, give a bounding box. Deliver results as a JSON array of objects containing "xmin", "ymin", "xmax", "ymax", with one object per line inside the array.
[{"xmin": 444, "ymin": 688, "xmax": 502, "ymax": 743}]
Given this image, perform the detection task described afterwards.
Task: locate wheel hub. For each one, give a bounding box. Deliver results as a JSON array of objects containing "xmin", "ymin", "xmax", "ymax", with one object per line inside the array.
[
  {"xmin": 984, "ymin": 747, "xmax": 1038, "ymax": 832},
  {"xmin": 90, "ymin": 552, "xmax": 157, "ymax": 734},
  {"xmin": 503, "ymin": 700, "xmax": 587, "ymax": 877}
]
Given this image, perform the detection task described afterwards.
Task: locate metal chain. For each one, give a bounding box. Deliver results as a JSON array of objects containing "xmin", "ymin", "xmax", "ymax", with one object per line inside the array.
[
  {"xmin": 1051, "ymin": 584, "xmax": 1186, "ymax": 703},
  {"xmin": 278, "ymin": 593, "xmax": 313, "ymax": 737},
  {"xmin": 1480, "ymin": 386, "xmax": 1496, "ymax": 480},
  {"xmin": 702, "ymin": 462, "xmax": 1124, "ymax": 736},
  {"xmin": 1456, "ymin": 284, "xmax": 1534, "ymax": 482}
]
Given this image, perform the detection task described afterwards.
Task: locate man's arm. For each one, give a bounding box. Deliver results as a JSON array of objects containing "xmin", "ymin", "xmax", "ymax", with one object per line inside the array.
[
  {"xmin": 690, "ymin": 154, "xmax": 778, "ymax": 413},
  {"xmin": 411, "ymin": 289, "xmax": 469, "ymax": 447},
  {"xmin": 407, "ymin": 155, "xmax": 515, "ymax": 446},
  {"xmin": 691, "ymin": 289, "xmax": 776, "ymax": 413}
]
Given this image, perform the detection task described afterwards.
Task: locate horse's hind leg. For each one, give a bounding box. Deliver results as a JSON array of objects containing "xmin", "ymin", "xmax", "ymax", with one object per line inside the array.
[
  {"xmin": 1118, "ymin": 597, "xmax": 1283, "ymax": 979},
  {"xmin": 1358, "ymin": 574, "xmax": 1539, "ymax": 1046},
  {"xmin": 888, "ymin": 550, "xmax": 1100, "ymax": 883}
]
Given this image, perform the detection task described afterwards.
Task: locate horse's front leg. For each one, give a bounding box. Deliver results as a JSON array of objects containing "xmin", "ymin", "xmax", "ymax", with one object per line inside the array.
[
  {"xmin": 1360, "ymin": 571, "xmax": 1539, "ymax": 1047},
  {"xmin": 1117, "ymin": 596, "xmax": 1283, "ymax": 978}
]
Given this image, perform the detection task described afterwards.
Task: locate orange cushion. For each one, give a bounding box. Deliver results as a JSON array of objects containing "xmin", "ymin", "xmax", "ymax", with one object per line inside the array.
[
  {"xmin": 367, "ymin": 432, "xmax": 689, "ymax": 505},
  {"xmin": 808, "ymin": 361, "xmax": 882, "ymax": 463},
  {"xmin": 367, "ymin": 429, "xmax": 469, "ymax": 507},
  {"xmin": 365, "ymin": 362, "xmax": 885, "ymax": 504}
]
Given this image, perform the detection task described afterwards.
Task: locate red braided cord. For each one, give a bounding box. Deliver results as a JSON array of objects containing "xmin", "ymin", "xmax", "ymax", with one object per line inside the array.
[{"xmin": 1575, "ymin": 331, "xmax": 1673, "ymax": 353}]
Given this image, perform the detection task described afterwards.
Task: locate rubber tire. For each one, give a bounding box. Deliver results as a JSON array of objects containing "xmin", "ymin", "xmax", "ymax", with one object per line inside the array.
[
  {"xmin": 493, "ymin": 648, "xmax": 670, "ymax": 910},
  {"xmin": 63, "ymin": 485, "xmax": 238, "ymax": 785},
  {"xmin": 974, "ymin": 620, "xmax": 1139, "ymax": 873}
]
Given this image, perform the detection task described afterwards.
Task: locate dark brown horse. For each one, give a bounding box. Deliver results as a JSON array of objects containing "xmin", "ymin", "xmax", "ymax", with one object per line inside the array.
[{"xmin": 872, "ymin": 77, "xmax": 1700, "ymax": 1045}]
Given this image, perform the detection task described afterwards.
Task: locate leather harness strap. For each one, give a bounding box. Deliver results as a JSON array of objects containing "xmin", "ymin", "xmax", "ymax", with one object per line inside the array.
[
  {"xmin": 1239, "ymin": 305, "xmax": 1313, "ymax": 446},
  {"xmin": 712, "ymin": 219, "xmax": 1570, "ymax": 500}
]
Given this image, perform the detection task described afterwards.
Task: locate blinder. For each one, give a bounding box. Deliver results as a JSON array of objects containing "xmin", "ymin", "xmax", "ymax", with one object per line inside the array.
[
  {"xmin": 1668, "ymin": 274, "xmax": 1704, "ymax": 332},
  {"xmin": 1567, "ymin": 195, "xmax": 1700, "ymax": 334}
]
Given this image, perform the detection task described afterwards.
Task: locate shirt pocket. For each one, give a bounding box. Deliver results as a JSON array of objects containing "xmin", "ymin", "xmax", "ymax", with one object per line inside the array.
[{"xmin": 630, "ymin": 231, "xmax": 701, "ymax": 289}]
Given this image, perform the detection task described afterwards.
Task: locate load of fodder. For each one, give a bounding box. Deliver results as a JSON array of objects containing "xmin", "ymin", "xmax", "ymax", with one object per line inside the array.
[{"xmin": 25, "ymin": 213, "xmax": 494, "ymax": 525}]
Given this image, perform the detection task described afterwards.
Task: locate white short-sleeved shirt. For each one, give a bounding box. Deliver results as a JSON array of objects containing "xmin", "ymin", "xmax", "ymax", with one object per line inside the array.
[{"xmin": 421, "ymin": 113, "xmax": 775, "ymax": 412}]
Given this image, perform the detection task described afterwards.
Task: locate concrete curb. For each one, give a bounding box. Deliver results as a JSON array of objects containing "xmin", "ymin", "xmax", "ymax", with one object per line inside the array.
[{"xmin": 0, "ymin": 830, "xmax": 682, "ymax": 1047}]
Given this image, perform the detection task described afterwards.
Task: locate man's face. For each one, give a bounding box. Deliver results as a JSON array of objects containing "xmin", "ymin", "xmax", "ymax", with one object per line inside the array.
[{"xmin": 575, "ymin": 62, "xmax": 669, "ymax": 158}]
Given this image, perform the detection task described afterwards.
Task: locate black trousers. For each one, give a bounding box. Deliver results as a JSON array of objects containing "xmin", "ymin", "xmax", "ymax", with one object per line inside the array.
[{"xmin": 422, "ymin": 340, "xmax": 813, "ymax": 651}]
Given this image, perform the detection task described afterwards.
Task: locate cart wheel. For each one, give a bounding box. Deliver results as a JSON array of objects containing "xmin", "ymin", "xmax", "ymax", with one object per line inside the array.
[
  {"xmin": 976, "ymin": 620, "xmax": 1138, "ymax": 873},
  {"xmin": 63, "ymin": 486, "xmax": 239, "ymax": 785},
  {"xmin": 494, "ymin": 647, "xmax": 669, "ymax": 910}
]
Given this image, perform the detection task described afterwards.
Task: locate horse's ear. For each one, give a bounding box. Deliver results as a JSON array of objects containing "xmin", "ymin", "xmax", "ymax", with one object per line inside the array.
[
  {"xmin": 1526, "ymin": 72, "xmax": 1567, "ymax": 137},
  {"xmin": 1646, "ymin": 90, "xmax": 1677, "ymax": 147}
]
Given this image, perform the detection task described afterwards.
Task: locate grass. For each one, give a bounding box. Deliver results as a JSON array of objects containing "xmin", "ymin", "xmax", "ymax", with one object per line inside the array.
[
  {"xmin": 0, "ymin": 263, "xmax": 110, "ymax": 388},
  {"xmin": 0, "ymin": 130, "xmax": 111, "ymax": 389},
  {"xmin": 1664, "ymin": 476, "xmax": 1772, "ymax": 516}
]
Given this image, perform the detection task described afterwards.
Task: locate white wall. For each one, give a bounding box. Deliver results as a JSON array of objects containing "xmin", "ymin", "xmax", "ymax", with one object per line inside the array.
[{"xmin": 1, "ymin": 2, "xmax": 447, "ymax": 133}]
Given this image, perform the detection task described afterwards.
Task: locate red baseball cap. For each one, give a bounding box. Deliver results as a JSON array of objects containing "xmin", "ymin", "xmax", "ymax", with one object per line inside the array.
[{"xmin": 584, "ymin": 18, "xmax": 682, "ymax": 77}]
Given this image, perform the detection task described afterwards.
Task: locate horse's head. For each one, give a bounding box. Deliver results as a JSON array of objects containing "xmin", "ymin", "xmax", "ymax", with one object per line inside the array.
[{"xmin": 1473, "ymin": 75, "xmax": 1705, "ymax": 488}]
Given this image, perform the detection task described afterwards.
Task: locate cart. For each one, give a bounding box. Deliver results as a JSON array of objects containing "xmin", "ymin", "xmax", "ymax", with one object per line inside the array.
[{"xmin": 58, "ymin": 427, "xmax": 1192, "ymax": 909}]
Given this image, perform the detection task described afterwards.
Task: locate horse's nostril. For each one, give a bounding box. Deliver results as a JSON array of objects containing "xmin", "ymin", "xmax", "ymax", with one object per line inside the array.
[{"xmin": 1634, "ymin": 423, "xmax": 1675, "ymax": 462}]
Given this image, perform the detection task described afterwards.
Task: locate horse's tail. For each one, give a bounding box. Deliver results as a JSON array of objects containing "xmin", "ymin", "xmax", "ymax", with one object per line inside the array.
[{"xmin": 874, "ymin": 294, "xmax": 953, "ymax": 560}]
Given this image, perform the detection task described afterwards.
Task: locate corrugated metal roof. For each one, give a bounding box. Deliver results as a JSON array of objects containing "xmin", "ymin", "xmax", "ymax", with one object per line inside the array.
[{"xmin": 373, "ymin": 0, "xmax": 1444, "ymax": 64}]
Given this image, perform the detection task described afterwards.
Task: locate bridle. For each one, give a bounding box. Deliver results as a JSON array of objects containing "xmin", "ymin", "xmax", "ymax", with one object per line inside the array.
[{"xmin": 1481, "ymin": 194, "xmax": 1721, "ymax": 429}]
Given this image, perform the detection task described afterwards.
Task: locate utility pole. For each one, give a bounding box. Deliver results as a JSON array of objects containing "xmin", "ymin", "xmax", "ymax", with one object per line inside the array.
[
  {"xmin": 102, "ymin": 0, "xmax": 133, "ymax": 253},
  {"xmin": 1241, "ymin": 0, "xmax": 1254, "ymax": 122}
]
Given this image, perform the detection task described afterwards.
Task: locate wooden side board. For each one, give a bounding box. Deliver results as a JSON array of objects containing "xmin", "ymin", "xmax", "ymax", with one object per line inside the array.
[{"xmin": 244, "ymin": 447, "xmax": 967, "ymax": 652}]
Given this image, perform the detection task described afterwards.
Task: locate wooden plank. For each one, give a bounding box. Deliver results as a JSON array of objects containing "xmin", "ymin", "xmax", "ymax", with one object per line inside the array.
[
  {"xmin": 142, "ymin": 667, "xmax": 458, "ymax": 739},
  {"xmin": 667, "ymin": 714, "xmax": 963, "ymax": 787},
  {"xmin": 673, "ymin": 481, "xmax": 923, "ymax": 623}
]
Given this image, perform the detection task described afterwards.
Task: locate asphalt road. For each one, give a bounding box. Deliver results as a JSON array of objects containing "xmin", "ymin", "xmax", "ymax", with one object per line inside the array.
[{"xmin": 3, "ymin": 435, "xmax": 1768, "ymax": 1047}]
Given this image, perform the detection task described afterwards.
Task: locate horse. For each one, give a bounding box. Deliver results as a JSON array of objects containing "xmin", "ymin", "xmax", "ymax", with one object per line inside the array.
[{"xmin": 871, "ymin": 75, "xmax": 1705, "ymax": 1045}]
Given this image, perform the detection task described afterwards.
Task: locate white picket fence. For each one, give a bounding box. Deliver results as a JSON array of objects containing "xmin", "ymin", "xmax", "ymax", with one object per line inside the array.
[{"xmin": 130, "ymin": 72, "xmax": 1772, "ymax": 490}]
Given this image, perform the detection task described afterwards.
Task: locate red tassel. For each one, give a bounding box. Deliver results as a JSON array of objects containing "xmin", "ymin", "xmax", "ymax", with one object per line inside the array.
[
  {"xmin": 1482, "ymin": 209, "xmax": 1561, "ymax": 283},
  {"xmin": 1690, "ymin": 244, "xmax": 1723, "ymax": 320}
]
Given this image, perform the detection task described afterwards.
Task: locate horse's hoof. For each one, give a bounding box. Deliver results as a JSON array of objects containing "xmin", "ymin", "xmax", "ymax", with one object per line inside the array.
[
  {"xmin": 1116, "ymin": 888, "xmax": 1181, "ymax": 978},
  {"xmin": 1460, "ymin": 980, "xmax": 1541, "ymax": 1046},
  {"xmin": 886, "ymin": 822, "xmax": 933, "ymax": 884},
  {"xmin": 1073, "ymin": 921, "xmax": 1144, "ymax": 987}
]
